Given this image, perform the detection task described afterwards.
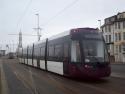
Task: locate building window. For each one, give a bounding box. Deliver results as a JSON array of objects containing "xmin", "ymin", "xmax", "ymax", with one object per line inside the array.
[
  {"xmin": 119, "ymin": 45, "xmax": 121, "ymax": 53},
  {"xmin": 108, "ymin": 26, "xmax": 111, "ymax": 32},
  {"xmin": 115, "ymin": 33, "xmax": 117, "ymax": 42},
  {"xmin": 105, "ymin": 35, "xmax": 108, "ymax": 42},
  {"xmin": 107, "ymin": 45, "xmax": 110, "ymax": 52},
  {"xmin": 115, "ymin": 45, "xmax": 118, "ymax": 53},
  {"xmin": 118, "ymin": 33, "xmax": 121, "ymax": 41},
  {"xmin": 102, "ymin": 27, "xmax": 104, "ymax": 33},
  {"xmin": 119, "ymin": 14, "xmax": 123, "ymax": 19},
  {"xmin": 105, "ymin": 26, "xmax": 107, "ymax": 32},
  {"xmin": 105, "ymin": 19, "xmax": 110, "ymax": 24},
  {"xmin": 118, "ymin": 22, "xmax": 120, "ymax": 29},
  {"xmin": 109, "ymin": 35, "xmax": 111, "ymax": 42},
  {"xmin": 123, "ymin": 32, "xmax": 125, "ymax": 40},
  {"xmin": 123, "ymin": 21, "xmax": 125, "ymax": 29},
  {"xmin": 115, "ymin": 22, "xmax": 117, "ymax": 29},
  {"xmin": 122, "ymin": 44, "xmax": 125, "ymax": 52},
  {"xmin": 111, "ymin": 17, "xmax": 115, "ymax": 22},
  {"xmin": 118, "ymin": 22, "xmax": 121, "ymax": 29}
]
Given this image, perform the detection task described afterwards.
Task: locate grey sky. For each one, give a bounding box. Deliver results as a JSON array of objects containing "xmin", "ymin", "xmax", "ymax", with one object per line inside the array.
[{"xmin": 0, "ymin": 0, "xmax": 125, "ymax": 51}]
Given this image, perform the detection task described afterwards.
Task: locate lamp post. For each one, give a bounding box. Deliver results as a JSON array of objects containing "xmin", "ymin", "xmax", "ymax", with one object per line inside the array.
[
  {"xmin": 98, "ymin": 20, "xmax": 101, "ymax": 31},
  {"xmin": 6, "ymin": 44, "xmax": 9, "ymax": 54},
  {"xmin": 12, "ymin": 40, "xmax": 14, "ymax": 52}
]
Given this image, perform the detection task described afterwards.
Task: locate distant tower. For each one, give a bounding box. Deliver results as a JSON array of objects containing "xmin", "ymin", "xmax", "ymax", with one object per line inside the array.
[{"xmin": 18, "ymin": 30, "xmax": 22, "ymax": 48}]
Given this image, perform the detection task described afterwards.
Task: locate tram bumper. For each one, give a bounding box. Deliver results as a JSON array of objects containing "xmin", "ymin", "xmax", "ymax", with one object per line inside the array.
[
  {"xmin": 69, "ymin": 64, "xmax": 111, "ymax": 79},
  {"xmin": 83, "ymin": 67, "xmax": 111, "ymax": 78}
]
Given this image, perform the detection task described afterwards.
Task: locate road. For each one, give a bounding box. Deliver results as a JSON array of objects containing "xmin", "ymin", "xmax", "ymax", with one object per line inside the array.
[{"xmin": 0, "ymin": 58, "xmax": 125, "ymax": 94}]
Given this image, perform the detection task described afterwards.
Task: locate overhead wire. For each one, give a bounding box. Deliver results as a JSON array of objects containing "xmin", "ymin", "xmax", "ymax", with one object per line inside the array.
[
  {"xmin": 16, "ymin": 0, "xmax": 79, "ymax": 33},
  {"xmin": 16, "ymin": 0, "xmax": 33, "ymax": 30},
  {"xmin": 41, "ymin": 0, "xmax": 79, "ymax": 27}
]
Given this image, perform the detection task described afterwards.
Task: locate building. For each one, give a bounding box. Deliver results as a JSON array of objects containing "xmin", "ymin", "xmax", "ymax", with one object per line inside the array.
[{"xmin": 101, "ymin": 12, "xmax": 125, "ymax": 63}]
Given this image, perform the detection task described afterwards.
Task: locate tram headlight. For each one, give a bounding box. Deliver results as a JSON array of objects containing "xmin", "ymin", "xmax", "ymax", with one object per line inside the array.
[
  {"xmin": 85, "ymin": 58, "xmax": 90, "ymax": 62},
  {"xmin": 84, "ymin": 65, "xmax": 93, "ymax": 68}
]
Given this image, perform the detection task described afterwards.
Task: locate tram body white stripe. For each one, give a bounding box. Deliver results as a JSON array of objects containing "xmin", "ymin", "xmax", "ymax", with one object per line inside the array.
[
  {"xmin": 47, "ymin": 61, "xmax": 63, "ymax": 75},
  {"xmin": 25, "ymin": 58, "xmax": 28, "ymax": 64},
  {"xmin": 24, "ymin": 58, "xmax": 27, "ymax": 64},
  {"xmin": 40, "ymin": 60, "xmax": 45, "ymax": 69},
  {"xmin": 27, "ymin": 59, "xmax": 29, "ymax": 65},
  {"xmin": 22, "ymin": 58, "xmax": 25, "ymax": 63},
  {"xmin": 33, "ymin": 59, "xmax": 37, "ymax": 67},
  {"xmin": 19, "ymin": 58, "xmax": 22, "ymax": 63},
  {"xmin": 28, "ymin": 59, "xmax": 32, "ymax": 66},
  {"xmin": 21, "ymin": 58, "xmax": 24, "ymax": 63},
  {"xmin": 21, "ymin": 58, "xmax": 23, "ymax": 63}
]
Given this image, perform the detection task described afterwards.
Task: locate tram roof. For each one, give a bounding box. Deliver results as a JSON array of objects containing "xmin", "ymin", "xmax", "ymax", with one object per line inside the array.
[
  {"xmin": 23, "ymin": 27, "xmax": 98, "ymax": 48},
  {"xmin": 48, "ymin": 27, "xmax": 98, "ymax": 41}
]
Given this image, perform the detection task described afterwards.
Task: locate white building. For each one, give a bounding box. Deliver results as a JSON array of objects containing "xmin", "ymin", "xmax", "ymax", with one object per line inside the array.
[{"xmin": 101, "ymin": 12, "xmax": 125, "ymax": 63}]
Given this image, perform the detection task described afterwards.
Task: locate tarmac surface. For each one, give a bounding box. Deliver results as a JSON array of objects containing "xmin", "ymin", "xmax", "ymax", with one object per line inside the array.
[{"xmin": 0, "ymin": 58, "xmax": 125, "ymax": 94}]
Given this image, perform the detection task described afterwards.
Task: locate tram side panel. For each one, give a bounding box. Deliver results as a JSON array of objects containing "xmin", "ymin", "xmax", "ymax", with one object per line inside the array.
[
  {"xmin": 39, "ymin": 42, "xmax": 46, "ymax": 70},
  {"xmin": 28, "ymin": 48, "xmax": 32, "ymax": 66},
  {"xmin": 19, "ymin": 36, "xmax": 73, "ymax": 77},
  {"xmin": 47, "ymin": 36, "xmax": 71, "ymax": 75}
]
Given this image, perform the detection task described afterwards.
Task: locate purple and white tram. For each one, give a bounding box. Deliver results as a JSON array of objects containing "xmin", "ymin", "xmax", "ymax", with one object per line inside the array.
[{"xmin": 18, "ymin": 28, "xmax": 111, "ymax": 79}]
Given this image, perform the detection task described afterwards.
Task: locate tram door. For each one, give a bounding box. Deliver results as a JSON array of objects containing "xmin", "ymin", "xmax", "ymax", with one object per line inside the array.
[
  {"xmin": 63, "ymin": 58, "xmax": 69, "ymax": 75},
  {"xmin": 63, "ymin": 43, "xmax": 69, "ymax": 75},
  {"xmin": 37, "ymin": 47, "xmax": 41, "ymax": 68}
]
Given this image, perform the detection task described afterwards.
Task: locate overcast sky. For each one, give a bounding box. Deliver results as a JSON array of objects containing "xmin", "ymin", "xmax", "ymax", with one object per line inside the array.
[{"xmin": 0, "ymin": 0, "xmax": 125, "ymax": 51}]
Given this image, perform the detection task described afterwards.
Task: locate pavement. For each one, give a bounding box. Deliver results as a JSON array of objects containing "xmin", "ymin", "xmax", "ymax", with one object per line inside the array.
[
  {"xmin": 0, "ymin": 58, "xmax": 125, "ymax": 94},
  {"xmin": 111, "ymin": 64, "xmax": 125, "ymax": 78},
  {"xmin": 111, "ymin": 72, "xmax": 125, "ymax": 78}
]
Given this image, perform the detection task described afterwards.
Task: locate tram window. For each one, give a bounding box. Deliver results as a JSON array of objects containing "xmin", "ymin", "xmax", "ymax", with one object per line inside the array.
[
  {"xmin": 29, "ymin": 49, "xmax": 30, "ymax": 55},
  {"xmin": 40, "ymin": 47, "xmax": 45, "ymax": 56},
  {"xmin": 71, "ymin": 41, "xmax": 81, "ymax": 62},
  {"xmin": 49, "ymin": 45, "xmax": 54, "ymax": 57},
  {"xmin": 38, "ymin": 48, "xmax": 41, "ymax": 57},
  {"xmin": 28, "ymin": 49, "xmax": 30, "ymax": 56},
  {"xmin": 35, "ymin": 48, "xmax": 38, "ymax": 56},
  {"xmin": 34, "ymin": 48, "xmax": 37, "ymax": 56},
  {"xmin": 83, "ymin": 39, "xmax": 105, "ymax": 63},
  {"xmin": 30, "ymin": 49, "xmax": 32, "ymax": 55},
  {"xmin": 34, "ymin": 48, "xmax": 40, "ymax": 57},
  {"xmin": 55, "ymin": 44, "xmax": 62, "ymax": 58},
  {"xmin": 30, "ymin": 49, "xmax": 32, "ymax": 57},
  {"xmin": 24, "ymin": 49, "xmax": 27, "ymax": 57},
  {"xmin": 31, "ymin": 49, "xmax": 32, "ymax": 55}
]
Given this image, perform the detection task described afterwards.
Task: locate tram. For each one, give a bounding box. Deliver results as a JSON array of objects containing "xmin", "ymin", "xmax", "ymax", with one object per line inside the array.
[{"xmin": 18, "ymin": 28, "xmax": 111, "ymax": 78}]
